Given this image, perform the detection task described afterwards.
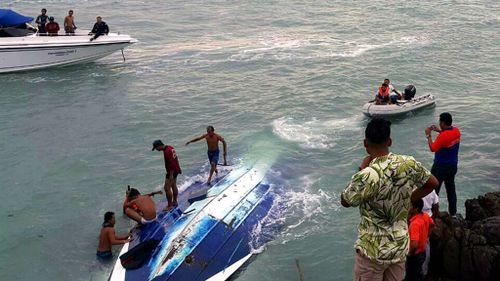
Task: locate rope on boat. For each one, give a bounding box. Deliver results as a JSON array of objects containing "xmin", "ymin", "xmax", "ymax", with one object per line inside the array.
[{"xmin": 295, "ymin": 259, "xmax": 305, "ymax": 281}]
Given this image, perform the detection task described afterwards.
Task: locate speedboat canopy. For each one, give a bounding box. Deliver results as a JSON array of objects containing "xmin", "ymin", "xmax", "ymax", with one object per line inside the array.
[{"xmin": 0, "ymin": 9, "xmax": 33, "ymax": 28}]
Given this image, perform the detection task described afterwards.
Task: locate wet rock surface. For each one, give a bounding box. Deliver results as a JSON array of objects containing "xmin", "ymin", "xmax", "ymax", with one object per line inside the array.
[{"xmin": 427, "ymin": 192, "xmax": 500, "ymax": 281}]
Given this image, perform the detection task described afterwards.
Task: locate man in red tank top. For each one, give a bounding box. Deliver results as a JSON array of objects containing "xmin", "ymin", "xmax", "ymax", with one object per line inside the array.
[{"xmin": 152, "ymin": 140, "xmax": 182, "ymax": 211}]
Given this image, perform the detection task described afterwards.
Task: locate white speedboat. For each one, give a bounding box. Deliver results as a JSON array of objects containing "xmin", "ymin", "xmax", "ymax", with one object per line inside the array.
[{"xmin": 0, "ymin": 9, "xmax": 137, "ymax": 73}]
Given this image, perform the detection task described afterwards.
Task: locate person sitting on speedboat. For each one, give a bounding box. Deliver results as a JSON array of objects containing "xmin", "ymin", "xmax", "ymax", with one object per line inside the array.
[
  {"xmin": 384, "ymin": 78, "xmax": 402, "ymax": 104},
  {"xmin": 124, "ymin": 188, "xmax": 158, "ymax": 224},
  {"xmin": 45, "ymin": 17, "xmax": 60, "ymax": 36},
  {"xmin": 375, "ymin": 83, "xmax": 392, "ymax": 105},
  {"xmin": 89, "ymin": 16, "xmax": 109, "ymax": 41},
  {"xmin": 122, "ymin": 185, "xmax": 163, "ymax": 214}
]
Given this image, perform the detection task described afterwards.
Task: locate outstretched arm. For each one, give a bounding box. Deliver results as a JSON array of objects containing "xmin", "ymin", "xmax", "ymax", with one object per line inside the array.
[
  {"xmin": 147, "ymin": 191, "xmax": 163, "ymax": 196},
  {"xmin": 186, "ymin": 134, "xmax": 206, "ymax": 146},
  {"xmin": 108, "ymin": 229, "xmax": 128, "ymax": 245}
]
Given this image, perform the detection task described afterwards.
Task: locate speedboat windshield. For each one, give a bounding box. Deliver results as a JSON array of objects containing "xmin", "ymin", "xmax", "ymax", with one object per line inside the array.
[{"xmin": 0, "ymin": 23, "xmax": 36, "ymax": 37}]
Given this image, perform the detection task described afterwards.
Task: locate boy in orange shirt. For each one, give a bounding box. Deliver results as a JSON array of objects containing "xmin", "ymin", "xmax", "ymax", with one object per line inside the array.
[{"xmin": 407, "ymin": 199, "xmax": 434, "ymax": 281}]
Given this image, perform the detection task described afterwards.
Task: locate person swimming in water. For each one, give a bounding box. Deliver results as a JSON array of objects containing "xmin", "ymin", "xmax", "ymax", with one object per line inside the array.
[
  {"xmin": 185, "ymin": 125, "xmax": 228, "ymax": 185},
  {"xmin": 96, "ymin": 211, "xmax": 129, "ymax": 259}
]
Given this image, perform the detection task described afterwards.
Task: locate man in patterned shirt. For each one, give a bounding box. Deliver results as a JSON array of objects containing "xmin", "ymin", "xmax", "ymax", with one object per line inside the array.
[{"xmin": 341, "ymin": 118, "xmax": 438, "ymax": 281}]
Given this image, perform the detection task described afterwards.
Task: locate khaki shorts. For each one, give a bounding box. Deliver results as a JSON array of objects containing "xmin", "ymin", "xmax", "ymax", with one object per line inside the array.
[{"xmin": 353, "ymin": 250, "xmax": 405, "ymax": 281}]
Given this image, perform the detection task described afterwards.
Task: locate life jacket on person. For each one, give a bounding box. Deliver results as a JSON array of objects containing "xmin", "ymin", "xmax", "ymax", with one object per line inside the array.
[{"xmin": 378, "ymin": 86, "xmax": 390, "ymax": 98}]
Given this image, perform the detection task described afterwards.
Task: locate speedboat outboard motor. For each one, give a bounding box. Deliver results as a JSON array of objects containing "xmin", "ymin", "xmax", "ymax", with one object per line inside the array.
[{"xmin": 404, "ymin": 85, "xmax": 416, "ymax": 100}]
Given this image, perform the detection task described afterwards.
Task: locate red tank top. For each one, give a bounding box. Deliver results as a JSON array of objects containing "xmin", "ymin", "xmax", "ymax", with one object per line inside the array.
[{"xmin": 163, "ymin": 145, "xmax": 182, "ymax": 173}]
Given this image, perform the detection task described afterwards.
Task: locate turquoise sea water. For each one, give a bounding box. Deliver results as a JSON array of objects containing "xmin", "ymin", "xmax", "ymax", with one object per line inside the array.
[{"xmin": 1, "ymin": 1, "xmax": 499, "ymax": 280}]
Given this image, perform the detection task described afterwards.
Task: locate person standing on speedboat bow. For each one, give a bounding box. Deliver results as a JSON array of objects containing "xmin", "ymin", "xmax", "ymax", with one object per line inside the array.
[
  {"xmin": 186, "ymin": 126, "xmax": 228, "ymax": 185},
  {"xmin": 64, "ymin": 10, "xmax": 77, "ymax": 35},
  {"xmin": 35, "ymin": 8, "xmax": 49, "ymax": 34},
  {"xmin": 152, "ymin": 140, "xmax": 182, "ymax": 211}
]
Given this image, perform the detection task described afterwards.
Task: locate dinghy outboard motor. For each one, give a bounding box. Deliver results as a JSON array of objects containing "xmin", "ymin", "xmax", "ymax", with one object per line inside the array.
[{"xmin": 404, "ymin": 85, "xmax": 416, "ymax": 100}]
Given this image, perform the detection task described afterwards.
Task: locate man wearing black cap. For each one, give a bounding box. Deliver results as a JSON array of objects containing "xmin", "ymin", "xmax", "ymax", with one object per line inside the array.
[
  {"xmin": 152, "ymin": 140, "xmax": 182, "ymax": 211},
  {"xmin": 45, "ymin": 17, "xmax": 60, "ymax": 36}
]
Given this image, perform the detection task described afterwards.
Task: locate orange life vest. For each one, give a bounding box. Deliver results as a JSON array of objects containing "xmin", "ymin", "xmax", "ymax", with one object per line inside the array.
[{"xmin": 378, "ymin": 86, "xmax": 390, "ymax": 98}]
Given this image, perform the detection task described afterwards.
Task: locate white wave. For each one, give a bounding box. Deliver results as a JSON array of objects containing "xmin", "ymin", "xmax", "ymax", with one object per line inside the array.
[
  {"xmin": 228, "ymin": 33, "xmax": 430, "ymax": 62},
  {"xmin": 134, "ymin": 32, "xmax": 429, "ymax": 63},
  {"xmin": 275, "ymin": 174, "xmax": 340, "ymax": 244},
  {"xmin": 272, "ymin": 116, "xmax": 361, "ymax": 149}
]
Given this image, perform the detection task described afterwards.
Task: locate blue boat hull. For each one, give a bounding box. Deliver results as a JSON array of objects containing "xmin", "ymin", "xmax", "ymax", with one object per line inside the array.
[{"xmin": 109, "ymin": 167, "xmax": 276, "ymax": 281}]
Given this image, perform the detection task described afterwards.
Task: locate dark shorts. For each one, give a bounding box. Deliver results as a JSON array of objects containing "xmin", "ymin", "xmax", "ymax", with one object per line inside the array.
[
  {"xmin": 166, "ymin": 171, "xmax": 179, "ymax": 179},
  {"xmin": 390, "ymin": 95, "xmax": 398, "ymax": 103},
  {"xmin": 376, "ymin": 94, "xmax": 389, "ymax": 103},
  {"xmin": 96, "ymin": 250, "xmax": 112, "ymax": 259},
  {"xmin": 207, "ymin": 150, "xmax": 219, "ymax": 165}
]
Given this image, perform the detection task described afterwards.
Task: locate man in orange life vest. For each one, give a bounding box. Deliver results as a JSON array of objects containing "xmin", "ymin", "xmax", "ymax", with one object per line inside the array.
[{"xmin": 375, "ymin": 83, "xmax": 392, "ymax": 105}]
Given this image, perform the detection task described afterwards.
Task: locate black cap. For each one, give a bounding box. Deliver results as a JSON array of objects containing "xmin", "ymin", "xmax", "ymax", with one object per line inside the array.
[
  {"xmin": 152, "ymin": 140, "xmax": 164, "ymax": 151},
  {"xmin": 49, "ymin": 16, "xmax": 54, "ymax": 21}
]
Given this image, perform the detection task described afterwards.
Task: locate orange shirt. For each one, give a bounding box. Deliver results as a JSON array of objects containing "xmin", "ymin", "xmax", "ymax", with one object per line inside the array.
[{"xmin": 409, "ymin": 212, "xmax": 434, "ymax": 255}]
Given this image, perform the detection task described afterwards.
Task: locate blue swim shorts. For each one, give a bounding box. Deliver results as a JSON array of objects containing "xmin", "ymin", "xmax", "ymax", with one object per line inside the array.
[
  {"xmin": 96, "ymin": 250, "xmax": 112, "ymax": 259},
  {"xmin": 207, "ymin": 150, "xmax": 220, "ymax": 165}
]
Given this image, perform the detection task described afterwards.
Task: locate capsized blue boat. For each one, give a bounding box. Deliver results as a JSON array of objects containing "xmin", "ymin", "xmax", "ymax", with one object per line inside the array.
[
  {"xmin": 109, "ymin": 166, "xmax": 276, "ymax": 281},
  {"xmin": 0, "ymin": 9, "xmax": 33, "ymax": 28}
]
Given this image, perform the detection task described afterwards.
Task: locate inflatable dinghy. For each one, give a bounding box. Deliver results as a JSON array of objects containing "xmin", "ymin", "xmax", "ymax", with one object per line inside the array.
[{"xmin": 362, "ymin": 85, "xmax": 436, "ymax": 117}]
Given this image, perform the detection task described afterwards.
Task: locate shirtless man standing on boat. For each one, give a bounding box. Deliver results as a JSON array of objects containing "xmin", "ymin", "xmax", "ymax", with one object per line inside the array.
[
  {"xmin": 124, "ymin": 188, "xmax": 158, "ymax": 224},
  {"xmin": 186, "ymin": 126, "xmax": 228, "ymax": 185}
]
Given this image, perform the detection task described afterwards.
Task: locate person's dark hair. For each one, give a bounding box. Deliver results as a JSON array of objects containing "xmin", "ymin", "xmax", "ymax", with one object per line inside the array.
[
  {"xmin": 104, "ymin": 211, "xmax": 114, "ymax": 223},
  {"xmin": 381, "ymin": 83, "xmax": 388, "ymax": 87},
  {"xmin": 412, "ymin": 199, "xmax": 424, "ymax": 212},
  {"xmin": 365, "ymin": 118, "xmax": 391, "ymax": 144},
  {"xmin": 128, "ymin": 188, "xmax": 140, "ymax": 199},
  {"xmin": 384, "ymin": 78, "xmax": 390, "ymax": 82},
  {"xmin": 42, "ymin": 8, "xmax": 47, "ymax": 13},
  {"xmin": 207, "ymin": 125, "xmax": 215, "ymax": 132},
  {"xmin": 439, "ymin": 112, "xmax": 453, "ymax": 126}
]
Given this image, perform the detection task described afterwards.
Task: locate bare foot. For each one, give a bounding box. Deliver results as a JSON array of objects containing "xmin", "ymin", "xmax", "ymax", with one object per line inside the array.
[{"xmin": 163, "ymin": 205, "xmax": 175, "ymax": 212}]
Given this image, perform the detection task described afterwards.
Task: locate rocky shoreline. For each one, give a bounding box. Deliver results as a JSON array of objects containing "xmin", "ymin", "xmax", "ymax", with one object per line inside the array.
[{"xmin": 426, "ymin": 192, "xmax": 500, "ymax": 281}]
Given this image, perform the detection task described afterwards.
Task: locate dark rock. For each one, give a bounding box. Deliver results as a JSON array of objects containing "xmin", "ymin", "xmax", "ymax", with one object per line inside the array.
[
  {"xmin": 472, "ymin": 246, "xmax": 498, "ymax": 280},
  {"xmin": 465, "ymin": 192, "xmax": 500, "ymax": 222},
  {"xmin": 481, "ymin": 216, "xmax": 500, "ymax": 244},
  {"xmin": 428, "ymin": 192, "xmax": 500, "ymax": 281},
  {"xmin": 460, "ymin": 246, "xmax": 475, "ymax": 281},
  {"xmin": 442, "ymin": 238, "xmax": 460, "ymax": 279},
  {"xmin": 469, "ymin": 233, "xmax": 488, "ymax": 245},
  {"xmin": 453, "ymin": 226, "xmax": 464, "ymax": 241}
]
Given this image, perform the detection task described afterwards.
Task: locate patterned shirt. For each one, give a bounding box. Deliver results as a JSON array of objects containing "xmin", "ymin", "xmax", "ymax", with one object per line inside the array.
[{"xmin": 342, "ymin": 153, "xmax": 431, "ymax": 264}]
